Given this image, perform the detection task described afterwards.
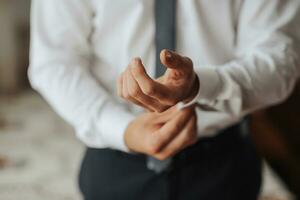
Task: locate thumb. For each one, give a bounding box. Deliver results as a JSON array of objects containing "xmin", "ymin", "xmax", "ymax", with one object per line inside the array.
[{"xmin": 160, "ymin": 49, "xmax": 193, "ymax": 72}]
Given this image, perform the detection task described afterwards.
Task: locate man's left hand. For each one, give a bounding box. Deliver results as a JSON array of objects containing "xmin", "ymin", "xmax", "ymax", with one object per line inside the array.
[{"xmin": 117, "ymin": 49, "xmax": 199, "ymax": 112}]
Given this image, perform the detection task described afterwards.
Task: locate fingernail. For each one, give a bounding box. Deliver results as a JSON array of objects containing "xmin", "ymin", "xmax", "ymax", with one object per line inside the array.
[{"xmin": 165, "ymin": 50, "xmax": 173, "ymax": 61}]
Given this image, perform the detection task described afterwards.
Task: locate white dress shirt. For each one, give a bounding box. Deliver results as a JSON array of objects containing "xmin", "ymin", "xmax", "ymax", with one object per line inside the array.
[{"xmin": 29, "ymin": 0, "xmax": 300, "ymax": 152}]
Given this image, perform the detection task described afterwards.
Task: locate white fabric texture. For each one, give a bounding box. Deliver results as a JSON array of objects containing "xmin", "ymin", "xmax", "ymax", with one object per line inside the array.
[{"xmin": 29, "ymin": 0, "xmax": 300, "ymax": 151}]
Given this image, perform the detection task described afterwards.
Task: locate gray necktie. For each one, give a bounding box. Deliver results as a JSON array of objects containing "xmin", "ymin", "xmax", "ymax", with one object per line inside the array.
[{"xmin": 147, "ymin": 0, "xmax": 177, "ymax": 173}]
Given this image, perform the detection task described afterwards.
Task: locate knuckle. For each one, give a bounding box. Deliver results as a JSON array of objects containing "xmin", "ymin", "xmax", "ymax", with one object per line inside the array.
[
  {"xmin": 135, "ymin": 65, "xmax": 144, "ymax": 74},
  {"xmin": 123, "ymin": 92, "xmax": 130, "ymax": 99},
  {"xmin": 183, "ymin": 134, "xmax": 191, "ymax": 144},
  {"xmin": 147, "ymin": 138, "xmax": 161, "ymax": 155},
  {"xmin": 174, "ymin": 123, "xmax": 181, "ymax": 131},
  {"xmin": 131, "ymin": 66, "xmax": 144, "ymax": 78},
  {"xmin": 156, "ymin": 105, "xmax": 167, "ymax": 113},
  {"xmin": 144, "ymin": 84, "xmax": 156, "ymax": 96},
  {"xmin": 154, "ymin": 153, "xmax": 168, "ymax": 161},
  {"xmin": 184, "ymin": 131, "xmax": 195, "ymax": 143},
  {"xmin": 128, "ymin": 87, "xmax": 139, "ymax": 97},
  {"xmin": 148, "ymin": 146, "xmax": 160, "ymax": 155},
  {"xmin": 155, "ymin": 108, "xmax": 162, "ymax": 113}
]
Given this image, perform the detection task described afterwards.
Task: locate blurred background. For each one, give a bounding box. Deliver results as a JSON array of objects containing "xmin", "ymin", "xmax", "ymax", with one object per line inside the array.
[{"xmin": 0, "ymin": 1, "xmax": 299, "ymax": 200}]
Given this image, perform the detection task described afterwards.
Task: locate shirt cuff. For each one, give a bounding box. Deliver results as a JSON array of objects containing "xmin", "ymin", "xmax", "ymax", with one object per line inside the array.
[
  {"xmin": 178, "ymin": 67, "xmax": 221, "ymax": 109},
  {"xmin": 196, "ymin": 67, "xmax": 222, "ymax": 104},
  {"xmin": 177, "ymin": 75, "xmax": 201, "ymax": 109},
  {"xmin": 96, "ymin": 101, "xmax": 136, "ymax": 152}
]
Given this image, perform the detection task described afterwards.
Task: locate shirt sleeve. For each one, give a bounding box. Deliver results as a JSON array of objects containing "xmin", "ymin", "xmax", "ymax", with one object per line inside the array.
[
  {"xmin": 28, "ymin": 0, "xmax": 135, "ymax": 151},
  {"xmin": 193, "ymin": 0, "xmax": 300, "ymax": 117}
]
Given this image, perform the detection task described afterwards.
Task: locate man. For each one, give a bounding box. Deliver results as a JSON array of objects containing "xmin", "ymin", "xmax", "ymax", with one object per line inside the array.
[{"xmin": 29, "ymin": 0, "xmax": 300, "ymax": 199}]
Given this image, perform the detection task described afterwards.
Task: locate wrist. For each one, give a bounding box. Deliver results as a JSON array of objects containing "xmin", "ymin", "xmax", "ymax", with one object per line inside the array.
[{"xmin": 184, "ymin": 74, "xmax": 199, "ymax": 103}]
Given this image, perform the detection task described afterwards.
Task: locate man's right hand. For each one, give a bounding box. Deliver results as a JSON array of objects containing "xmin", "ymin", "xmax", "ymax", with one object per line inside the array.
[{"xmin": 124, "ymin": 106, "xmax": 197, "ymax": 160}]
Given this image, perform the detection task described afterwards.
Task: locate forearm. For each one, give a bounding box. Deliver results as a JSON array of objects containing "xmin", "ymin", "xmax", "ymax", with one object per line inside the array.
[
  {"xmin": 30, "ymin": 0, "xmax": 135, "ymax": 151},
  {"xmin": 193, "ymin": 0, "xmax": 300, "ymax": 117},
  {"xmin": 29, "ymin": 58, "xmax": 135, "ymax": 151}
]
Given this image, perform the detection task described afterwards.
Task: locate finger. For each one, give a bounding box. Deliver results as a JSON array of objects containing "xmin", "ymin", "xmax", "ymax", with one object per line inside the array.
[
  {"xmin": 123, "ymin": 69, "xmax": 150, "ymax": 109},
  {"xmin": 130, "ymin": 58, "xmax": 174, "ymax": 104},
  {"xmin": 149, "ymin": 107, "xmax": 194, "ymax": 153},
  {"xmin": 143, "ymin": 106, "xmax": 179, "ymax": 129},
  {"xmin": 117, "ymin": 73, "xmax": 124, "ymax": 97},
  {"xmin": 156, "ymin": 103, "xmax": 195, "ymax": 122},
  {"xmin": 125, "ymin": 68, "xmax": 154, "ymax": 111},
  {"xmin": 151, "ymin": 105, "xmax": 179, "ymax": 124},
  {"xmin": 160, "ymin": 49, "xmax": 193, "ymax": 72},
  {"xmin": 127, "ymin": 67, "xmax": 168, "ymax": 112},
  {"xmin": 122, "ymin": 70, "xmax": 144, "ymax": 107},
  {"xmin": 154, "ymin": 115, "xmax": 197, "ymax": 160}
]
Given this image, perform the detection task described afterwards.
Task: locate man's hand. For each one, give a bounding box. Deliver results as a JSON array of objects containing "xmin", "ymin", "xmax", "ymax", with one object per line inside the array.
[
  {"xmin": 117, "ymin": 49, "xmax": 199, "ymax": 112},
  {"xmin": 124, "ymin": 106, "xmax": 197, "ymax": 160}
]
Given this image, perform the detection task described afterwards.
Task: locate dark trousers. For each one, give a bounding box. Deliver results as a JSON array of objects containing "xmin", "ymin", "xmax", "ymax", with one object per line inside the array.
[{"xmin": 78, "ymin": 124, "xmax": 262, "ymax": 200}]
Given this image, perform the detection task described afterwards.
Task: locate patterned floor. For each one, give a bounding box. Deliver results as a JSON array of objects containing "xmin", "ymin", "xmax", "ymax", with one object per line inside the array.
[
  {"xmin": 0, "ymin": 91, "xmax": 83, "ymax": 200},
  {"xmin": 0, "ymin": 91, "xmax": 294, "ymax": 200}
]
